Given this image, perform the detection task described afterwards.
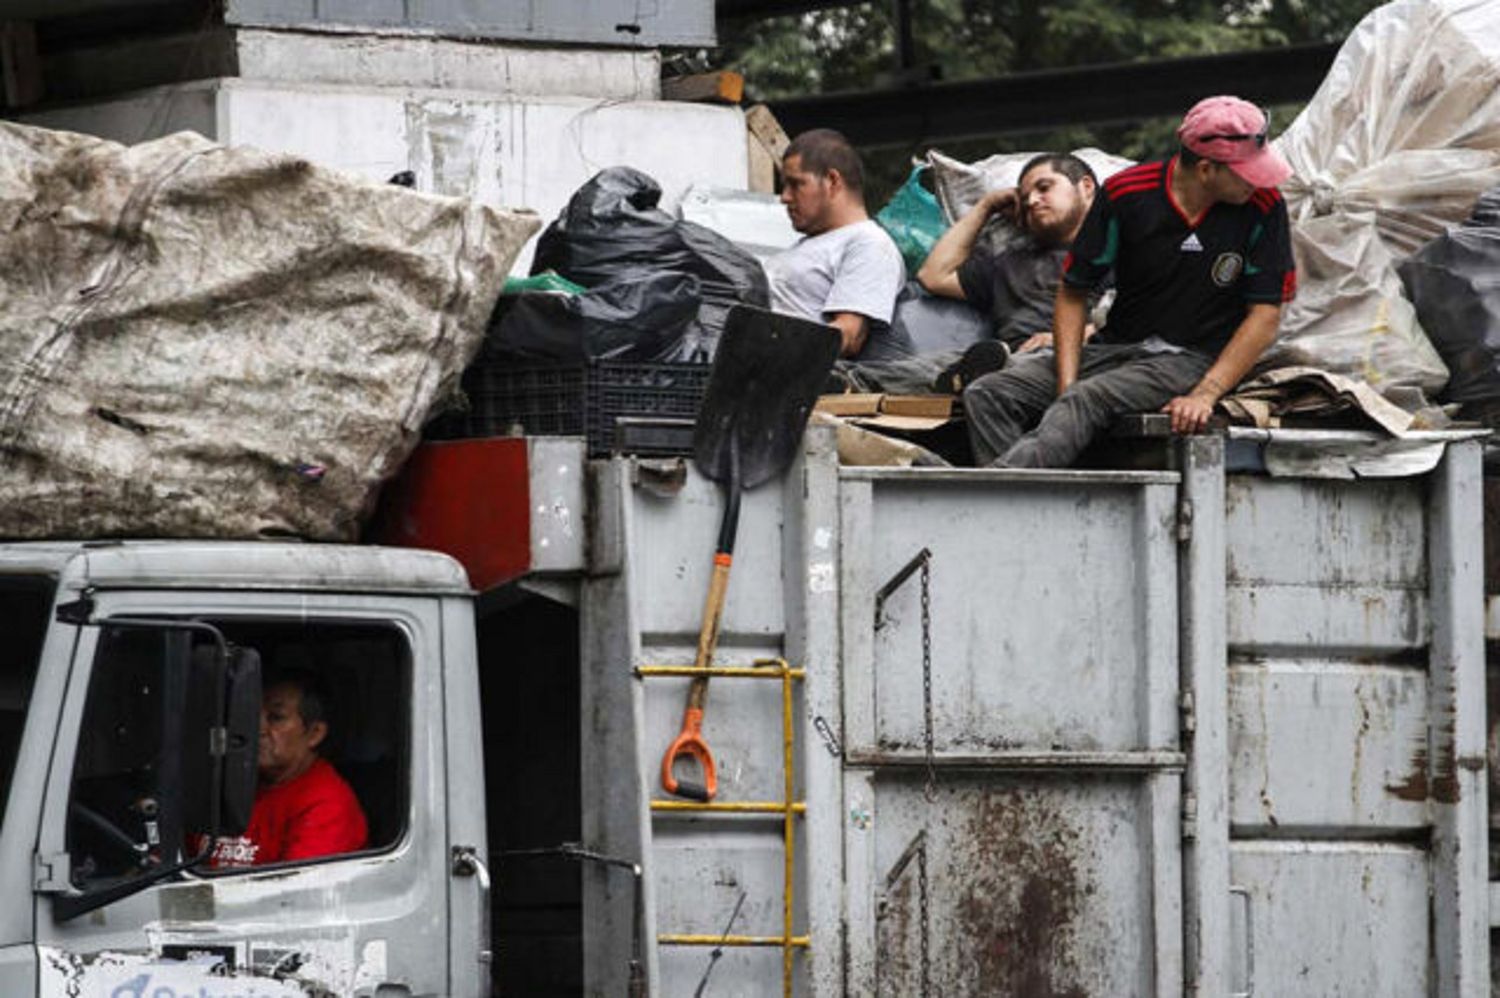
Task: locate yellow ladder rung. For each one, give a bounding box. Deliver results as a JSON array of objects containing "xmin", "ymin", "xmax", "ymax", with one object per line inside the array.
[
  {"xmin": 652, "ymin": 799, "xmax": 806, "ymax": 814},
  {"xmin": 635, "ymin": 664, "xmax": 806, "ymax": 680},
  {"xmin": 658, "ymin": 934, "xmax": 811, "ymax": 948}
]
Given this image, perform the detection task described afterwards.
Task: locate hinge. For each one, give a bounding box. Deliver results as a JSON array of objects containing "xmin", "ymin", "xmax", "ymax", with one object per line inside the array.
[
  {"xmin": 55, "ymin": 594, "xmax": 95, "ymax": 626},
  {"xmin": 209, "ymin": 725, "xmax": 228, "ymax": 756},
  {"xmin": 1179, "ymin": 691, "xmax": 1197, "ymax": 737},
  {"xmin": 34, "ymin": 852, "xmax": 72, "ymax": 892},
  {"xmin": 1181, "ymin": 792, "xmax": 1198, "ymax": 841},
  {"xmin": 1176, "ymin": 498, "xmax": 1194, "ymax": 544}
]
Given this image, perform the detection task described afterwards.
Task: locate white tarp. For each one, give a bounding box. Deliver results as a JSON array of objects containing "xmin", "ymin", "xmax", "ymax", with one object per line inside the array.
[
  {"xmin": 1270, "ymin": 0, "xmax": 1500, "ymax": 398},
  {"xmin": 0, "ymin": 123, "xmax": 538, "ymax": 541}
]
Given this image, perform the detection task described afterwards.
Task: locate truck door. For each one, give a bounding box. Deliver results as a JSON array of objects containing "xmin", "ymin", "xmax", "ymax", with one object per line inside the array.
[
  {"xmin": 838, "ymin": 465, "xmax": 1189, "ymax": 997},
  {"xmin": 33, "ymin": 590, "xmax": 451, "ymax": 997}
]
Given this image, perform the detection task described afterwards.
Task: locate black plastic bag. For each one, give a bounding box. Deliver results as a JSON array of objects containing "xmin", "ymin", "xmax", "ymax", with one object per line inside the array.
[
  {"xmin": 531, "ymin": 167, "xmax": 769, "ymax": 360},
  {"xmin": 492, "ymin": 274, "xmax": 702, "ymax": 363},
  {"xmin": 1398, "ymin": 185, "xmax": 1500, "ymax": 411}
]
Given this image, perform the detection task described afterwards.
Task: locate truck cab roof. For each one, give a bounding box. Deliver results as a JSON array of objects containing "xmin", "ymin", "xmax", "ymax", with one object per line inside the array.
[{"xmin": 0, "ymin": 540, "xmax": 472, "ymax": 596}]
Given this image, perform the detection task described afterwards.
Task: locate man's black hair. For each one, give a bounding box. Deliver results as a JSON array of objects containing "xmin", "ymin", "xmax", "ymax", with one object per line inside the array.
[
  {"xmin": 784, "ymin": 128, "xmax": 866, "ymax": 196},
  {"xmin": 268, "ymin": 668, "xmax": 329, "ymax": 730},
  {"xmin": 1018, "ymin": 152, "xmax": 1097, "ymax": 187}
]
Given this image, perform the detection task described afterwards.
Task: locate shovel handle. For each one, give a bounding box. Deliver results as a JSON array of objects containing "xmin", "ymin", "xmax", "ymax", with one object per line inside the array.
[
  {"xmin": 693, "ymin": 553, "xmax": 733, "ymax": 674},
  {"xmin": 661, "ymin": 707, "xmax": 716, "ymax": 801}
]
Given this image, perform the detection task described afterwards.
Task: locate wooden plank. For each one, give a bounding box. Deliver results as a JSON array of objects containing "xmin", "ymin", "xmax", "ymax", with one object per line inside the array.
[
  {"xmin": 746, "ymin": 103, "xmax": 791, "ymax": 160},
  {"xmin": 748, "ymin": 135, "xmax": 777, "ymax": 193},
  {"xmin": 662, "ymin": 70, "xmax": 744, "ymax": 105}
]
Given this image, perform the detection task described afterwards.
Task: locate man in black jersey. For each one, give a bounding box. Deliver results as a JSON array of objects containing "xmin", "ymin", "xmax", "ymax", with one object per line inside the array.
[{"xmin": 963, "ymin": 96, "xmax": 1297, "ymax": 467}]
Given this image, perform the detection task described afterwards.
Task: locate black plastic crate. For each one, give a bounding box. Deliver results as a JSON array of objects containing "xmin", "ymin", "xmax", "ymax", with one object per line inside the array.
[{"xmin": 429, "ymin": 360, "xmax": 711, "ymax": 458}]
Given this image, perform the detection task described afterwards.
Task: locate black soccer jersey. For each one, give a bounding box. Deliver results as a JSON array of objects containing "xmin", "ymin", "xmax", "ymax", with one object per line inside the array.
[{"xmin": 1062, "ymin": 158, "xmax": 1295, "ymax": 356}]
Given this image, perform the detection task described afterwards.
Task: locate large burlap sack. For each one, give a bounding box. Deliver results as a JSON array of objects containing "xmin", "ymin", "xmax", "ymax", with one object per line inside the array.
[{"xmin": 0, "ymin": 122, "xmax": 538, "ymax": 541}]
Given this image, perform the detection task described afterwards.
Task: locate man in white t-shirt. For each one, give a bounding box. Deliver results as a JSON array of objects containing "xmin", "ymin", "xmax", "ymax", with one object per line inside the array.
[{"xmin": 764, "ymin": 129, "xmax": 906, "ymax": 359}]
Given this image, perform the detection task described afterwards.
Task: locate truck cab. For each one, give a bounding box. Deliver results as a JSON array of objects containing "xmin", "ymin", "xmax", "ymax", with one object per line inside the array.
[{"xmin": 0, "ymin": 541, "xmax": 490, "ymax": 997}]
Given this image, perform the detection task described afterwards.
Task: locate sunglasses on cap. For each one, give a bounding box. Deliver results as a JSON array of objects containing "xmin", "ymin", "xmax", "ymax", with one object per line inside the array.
[{"xmin": 1198, "ymin": 106, "xmax": 1272, "ymax": 148}]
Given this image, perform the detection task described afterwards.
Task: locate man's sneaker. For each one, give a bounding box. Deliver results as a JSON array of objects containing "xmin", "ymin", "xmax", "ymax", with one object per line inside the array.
[{"xmin": 933, "ymin": 340, "xmax": 1010, "ymax": 394}]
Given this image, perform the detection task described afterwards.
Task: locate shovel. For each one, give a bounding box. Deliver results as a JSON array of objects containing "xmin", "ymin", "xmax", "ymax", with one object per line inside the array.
[{"xmin": 660, "ymin": 305, "xmax": 841, "ymax": 800}]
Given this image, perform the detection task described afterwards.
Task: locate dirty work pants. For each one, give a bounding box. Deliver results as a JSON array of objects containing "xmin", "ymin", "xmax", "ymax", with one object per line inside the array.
[{"xmin": 963, "ymin": 343, "xmax": 1213, "ymax": 467}]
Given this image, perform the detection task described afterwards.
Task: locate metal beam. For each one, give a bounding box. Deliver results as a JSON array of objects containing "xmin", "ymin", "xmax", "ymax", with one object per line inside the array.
[
  {"xmin": 767, "ymin": 42, "xmax": 1341, "ymax": 147},
  {"xmin": 717, "ymin": 0, "xmax": 856, "ymax": 19}
]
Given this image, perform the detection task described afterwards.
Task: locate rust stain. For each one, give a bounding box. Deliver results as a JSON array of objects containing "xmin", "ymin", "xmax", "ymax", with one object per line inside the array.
[
  {"xmin": 1432, "ymin": 713, "xmax": 1460, "ymax": 804},
  {"xmin": 952, "ymin": 788, "xmax": 1089, "ymax": 998},
  {"xmin": 1386, "ymin": 745, "xmax": 1430, "ymax": 802}
]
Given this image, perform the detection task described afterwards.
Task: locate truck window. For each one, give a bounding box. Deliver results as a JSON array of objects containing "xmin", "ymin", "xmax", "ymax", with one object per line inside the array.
[
  {"xmin": 205, "ymin": 618, "xmax": 410, "ymax": 870},
  {"xmin": 66, "ymin": 627, "xmax": 182, "ymax": 886},
  {"xmin": 0, "ymin": 576, "xmax": 55, "ymax": 826},
  {"xmin": 65, "ymin": 617, "xmax": 409, "ymax": 887}
]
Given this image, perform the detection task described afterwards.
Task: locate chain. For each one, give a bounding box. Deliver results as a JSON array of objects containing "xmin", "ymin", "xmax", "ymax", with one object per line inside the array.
[
  {"xmin": 918, "ymin": 554, "xmax": 934, "ymax": 995},
  {"xmin": 917, "ymin": 830, "xmax": 931, "ymax": 995},
  {"xmin": 920, "ymin": 555, "xmax": 935, "ymax": 803}
]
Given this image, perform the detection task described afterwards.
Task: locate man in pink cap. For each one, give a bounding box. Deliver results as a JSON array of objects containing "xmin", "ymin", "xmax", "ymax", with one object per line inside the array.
[{"xmin": 963, "ymin": 95, "xmax": 1296, "ymax": 467}]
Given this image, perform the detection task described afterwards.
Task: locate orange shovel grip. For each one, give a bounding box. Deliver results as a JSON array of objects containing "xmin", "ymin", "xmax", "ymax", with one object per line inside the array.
[{"xmin": 660, "ymin": 707, "xmax": 717, "ymax": 801}]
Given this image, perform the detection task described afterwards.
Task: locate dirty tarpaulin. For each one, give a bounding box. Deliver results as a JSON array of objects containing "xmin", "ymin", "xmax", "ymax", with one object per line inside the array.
[
  {"xmin": 0, "ymin": 122, "xmax": 539, "ymax": 541},
  {"xmin": 1269, "ymin": 0, "xmax": 1500, "ymax": 402}
]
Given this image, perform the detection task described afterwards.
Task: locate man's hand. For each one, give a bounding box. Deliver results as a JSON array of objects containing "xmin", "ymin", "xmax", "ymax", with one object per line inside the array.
[
  {"xmin": 1017, "ymin": 332, "xmax": 1053, "ymax": 353},
  {"xmin": 1162, "ymin": 391, "xmax": 1217, "ymax": 434},
  {"xmin": 978, "ymin": 187, "xmax": 1020, "ymax": 222},
  {"xmin": 827, "ymin": 312, "xmax": 869, "ymax": 358}
]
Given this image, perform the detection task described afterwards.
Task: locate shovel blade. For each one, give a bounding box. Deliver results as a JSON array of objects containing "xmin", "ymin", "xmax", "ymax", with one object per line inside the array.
[{"xmin": 693, "ymin": 306, "xmax": 841, "ymax": 489}]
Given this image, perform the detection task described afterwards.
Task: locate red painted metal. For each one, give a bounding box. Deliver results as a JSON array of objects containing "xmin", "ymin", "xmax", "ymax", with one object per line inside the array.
[{"xmin": 367, "ymin": 438, "xmax": 532, "ymax": 591}]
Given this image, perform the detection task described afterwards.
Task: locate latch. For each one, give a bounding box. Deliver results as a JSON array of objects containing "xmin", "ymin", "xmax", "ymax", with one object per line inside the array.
[
  {"xmin": 1179, "ymin": 691, "xmax": 1197, "ymax": 737},
  {"xmin": 34, "ymin": 852, "xmax": 72, "ymax": 893}
]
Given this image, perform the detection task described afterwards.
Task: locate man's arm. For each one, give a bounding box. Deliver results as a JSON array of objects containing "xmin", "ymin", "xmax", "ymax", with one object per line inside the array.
[
  {"xmin": 916, "ymin": 188, "xmax": 1017, "ymax": 299},
  {"xmin": 1052, "ymin": 284, "xmax": 1090, "ymax": 393},
  {"xmin": 1161, "ymin": 302, "xmax": 1282, "ymax": 434},
  {"xmin": 826, "ymin": 312, "xmax": 870, "ymax": 358}
]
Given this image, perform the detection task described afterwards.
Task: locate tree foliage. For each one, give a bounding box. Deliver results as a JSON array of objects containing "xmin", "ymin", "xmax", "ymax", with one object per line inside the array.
[{"xmin": 711, "ymin": 0, "xmax": 1386, "ymax": 202}]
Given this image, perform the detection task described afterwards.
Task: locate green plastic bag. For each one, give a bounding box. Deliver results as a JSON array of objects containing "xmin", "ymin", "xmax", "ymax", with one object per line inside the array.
[
  {"xmin": 502, "ymin": 270, "xmax": 586, "ymax": 296},
  {"xmin": 875, "ymin": 166, "xmax": 946, "ymax": 274}
]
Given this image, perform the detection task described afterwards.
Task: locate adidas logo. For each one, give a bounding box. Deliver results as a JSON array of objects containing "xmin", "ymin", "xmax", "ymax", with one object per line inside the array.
[{"xmin": 1180, "ymin": 233, "xmax": 1204, "ymax": 252}]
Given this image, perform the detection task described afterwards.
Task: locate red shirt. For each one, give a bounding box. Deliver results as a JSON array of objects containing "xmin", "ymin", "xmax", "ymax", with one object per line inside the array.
[{"xmin": 211, "ymin": 758, "xmax": 368, "ymax": 867}]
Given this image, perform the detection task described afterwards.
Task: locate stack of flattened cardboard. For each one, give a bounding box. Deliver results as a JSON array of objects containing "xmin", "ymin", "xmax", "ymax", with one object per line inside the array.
[
  {"xmin": 815, "ymin": 393, "xmax": 955, "ymax": 431},
  {"xmin": 813, "ymin": 394, "xmax": 959, "ymax": 467}
]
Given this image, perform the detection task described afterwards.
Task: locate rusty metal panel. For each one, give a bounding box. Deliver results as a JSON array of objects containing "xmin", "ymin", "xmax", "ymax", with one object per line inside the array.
[
  {"xmin": 1230, "ymin": 842, "xmax": 1431, "ymax": 996},
  {"xmin": 1225, "ymin": 477, "xmax": 1428, "ymax": 655},
  {"xmin": 1224, "ymin": 440, "xmax": 1489, "ymax": 997},
  {"xmin": 652, "ymin": 825, "xmax": 806, "ymax": 992},
  {"xmin": 867, "ymin": 773, "xmax": 1178, "ymax": 997},
  {"xmin": 849, "ymin": 471, "xmax": 1182, "ymax": 755},
  {"xmin": 1228, "ymin": 662, "xmax": 1431, "ymax": 831},
  {"xmin": 629, "ymin": 472, "xmax": 787, "ymax": 643}
]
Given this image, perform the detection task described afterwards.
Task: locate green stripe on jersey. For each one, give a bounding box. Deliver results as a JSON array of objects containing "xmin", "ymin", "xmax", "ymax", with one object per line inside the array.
[{"xmin": 1091, "ymin": 217, "xmax": 1119, "ymax": 268}]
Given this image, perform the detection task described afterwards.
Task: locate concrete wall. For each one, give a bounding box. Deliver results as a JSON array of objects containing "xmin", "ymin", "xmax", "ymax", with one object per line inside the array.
[
  {"xmin": 222, "ymin": 0, "xmax": 716, "ymax": 48},
  {"xmin": 24, "ymin": 79, "xmax": 750, "ymax": 272}
]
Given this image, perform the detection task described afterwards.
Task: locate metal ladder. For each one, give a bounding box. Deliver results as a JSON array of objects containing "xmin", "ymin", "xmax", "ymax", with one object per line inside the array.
[{"xmin": 636, "ymin": 657, "xmax": 809, "ymax": 997}]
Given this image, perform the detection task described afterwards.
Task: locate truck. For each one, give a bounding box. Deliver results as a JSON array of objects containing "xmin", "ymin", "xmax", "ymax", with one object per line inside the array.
[{"xmin": 0, "ymin": 425, "xmax": 1491, "ymax": 996}]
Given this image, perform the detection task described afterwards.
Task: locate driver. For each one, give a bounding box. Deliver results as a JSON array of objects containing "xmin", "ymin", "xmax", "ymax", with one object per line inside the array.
[{"xmin": 210, "ymin": 670, "xmax": 368, "ymax": 867}]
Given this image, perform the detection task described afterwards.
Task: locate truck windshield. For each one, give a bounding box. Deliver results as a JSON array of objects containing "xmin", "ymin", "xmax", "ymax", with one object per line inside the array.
[{"xmin": 0, "ymin": 576, "xmax": 55, "ymax": 821}]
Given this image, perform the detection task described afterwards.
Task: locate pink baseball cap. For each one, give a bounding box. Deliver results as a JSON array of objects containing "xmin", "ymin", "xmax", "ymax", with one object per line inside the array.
[{"xmin": 1177, "ymin": 95, "xmax": 1292, "ymax": 189}]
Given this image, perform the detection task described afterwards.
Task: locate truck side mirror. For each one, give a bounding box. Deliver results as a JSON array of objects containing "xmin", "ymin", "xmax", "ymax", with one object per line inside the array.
[{"xmin": 182, "ymin": 643, "xmax": 260, "ymax": 840}]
